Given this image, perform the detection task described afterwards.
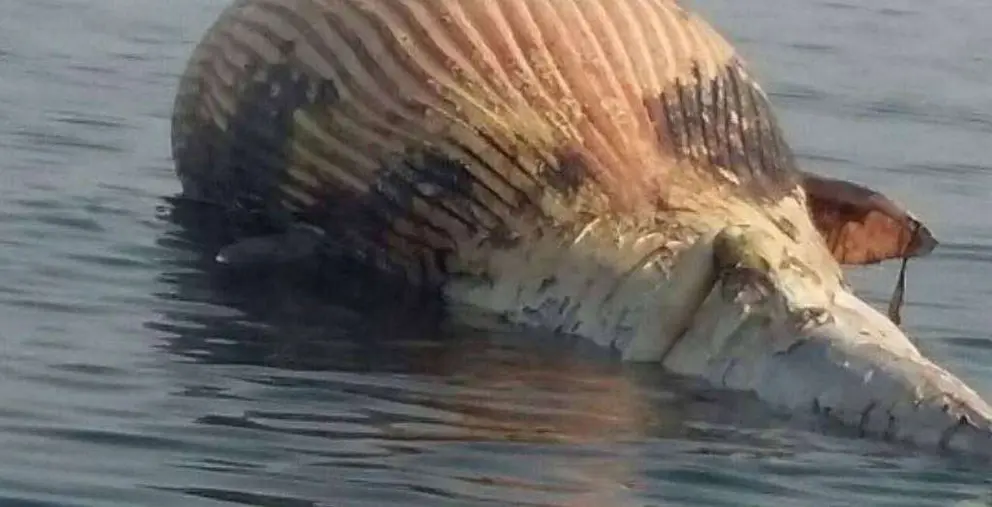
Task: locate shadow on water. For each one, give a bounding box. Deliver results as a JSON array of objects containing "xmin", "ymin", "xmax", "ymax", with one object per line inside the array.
[
  {"xmin": 148, "ymin": 196, "xmax": 450, "ymax": 375},
  {"xmin": 139, "ymin": 197, "xmax": 992, "ymax": 507}
]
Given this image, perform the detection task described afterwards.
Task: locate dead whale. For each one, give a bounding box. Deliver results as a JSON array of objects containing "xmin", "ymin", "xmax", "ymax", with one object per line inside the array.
[{"xmin": 170, "ymin": 0, "xmax": 991, "ymax": 456}]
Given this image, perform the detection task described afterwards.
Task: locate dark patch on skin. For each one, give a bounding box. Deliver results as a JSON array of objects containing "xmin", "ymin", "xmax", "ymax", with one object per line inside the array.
[
  {"xmin": 719, "ymin": 68, "xmax": 741, "ymax": 175},
  {"xmin": 774, "ymin": 217, "xmax": 799, "ymax": 241},
  {"xmin": 693, "ymin": 65, "xmax": 717, "ymax": 169},
  {"xmin": 678, "ymin": 76, "xmax": 702, "ymax": 162},
  {"xmin": 708, "ymin": 71, "xmax": 728, "ymax": 171},
  {"xmin": 373, "ymin": 148, "xmax": 484, "ymax": 238},
  {"xmin": 726, "ymin": 64, "xmax": 755, "ymax": 180},
  {"xmin": 644, "ymin": 91, "xmax": 678, "ymax": 157},
  {"xmin": 662, "ymin": 82, "xmax": 688, "ymax": 160},
  {"xmin": 301, "ymin": 190, "xmax": 452, "ymax": 286},
  {"xmin": 174, "ymin": 54, "xmax": 339, "ymax": 228},
  {"xmin": 307, "ymin": 172, "xmax": 455, "ymax": 262},
  {"xmin": 441, "ymin": 135, "xmax": 543, "ymax": 224},
  {"xmin": 541, "ymin": 147, "xmax": 592, "ymax": 198},
  {"xmin": 226, "ymin": 64, "xmax": 313, "ymax": 209},
  {"xmin": 469, "ymin": 129, "xmax": 549, "ymax": 217},
  {"xmin": 485, "ymin": 223, "xmax": 522, "ymax": 249},
  {"xmin": 646, "ymin": 59, "xmax": 802, "ymax": 203}
]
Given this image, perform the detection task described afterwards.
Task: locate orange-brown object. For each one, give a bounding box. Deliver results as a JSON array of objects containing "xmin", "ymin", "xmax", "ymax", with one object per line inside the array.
[{"xmin": 803, "ymin": 173, "xmax": 937, "ymax": 266}]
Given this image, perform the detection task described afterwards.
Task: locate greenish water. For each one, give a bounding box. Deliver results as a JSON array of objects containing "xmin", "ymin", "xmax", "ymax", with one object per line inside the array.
[{"xmin": 0, "ymin": 0, "xmax": 990, "ymax": 505}]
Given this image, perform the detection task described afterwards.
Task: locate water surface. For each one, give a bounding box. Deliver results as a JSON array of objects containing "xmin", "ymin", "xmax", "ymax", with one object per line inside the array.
[{"xmin": 1, "ymin": 0, "xmax": 991, "ymax": 505}]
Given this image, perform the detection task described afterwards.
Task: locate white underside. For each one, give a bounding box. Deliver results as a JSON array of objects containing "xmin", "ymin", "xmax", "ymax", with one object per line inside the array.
[
  {"xmin": 441, "ymin": 190, "xmax": 992, "ymax": 456},
  {"xmin": 443, "ymin": 191, "xmax": 837, "ymax": 361}
]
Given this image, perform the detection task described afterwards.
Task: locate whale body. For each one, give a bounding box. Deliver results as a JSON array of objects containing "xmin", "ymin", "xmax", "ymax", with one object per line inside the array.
[{"xmin": 171, "ymin": 0, "xmax": 992, "ymax": 456}]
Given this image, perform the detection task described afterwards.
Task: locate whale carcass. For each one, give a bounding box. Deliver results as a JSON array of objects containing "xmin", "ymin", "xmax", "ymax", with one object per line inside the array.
[{"xmin": 170, "ymin": 0, "xmax": 992, "ymax": 455}]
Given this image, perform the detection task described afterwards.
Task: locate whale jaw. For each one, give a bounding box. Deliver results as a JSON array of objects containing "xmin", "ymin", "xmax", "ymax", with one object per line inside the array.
[{"xmin": 659, "ymin": 223, "xmax": 992, "ymax": 457}]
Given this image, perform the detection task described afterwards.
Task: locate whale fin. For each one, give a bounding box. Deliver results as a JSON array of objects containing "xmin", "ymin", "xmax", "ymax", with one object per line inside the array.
[
  {"xmin": 215, "ymin": 224, "xmax": 325, "ymax": 266},
  {"xmin": 801, "ymin": 173, "xmax": 938, "ymax": 266}
]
